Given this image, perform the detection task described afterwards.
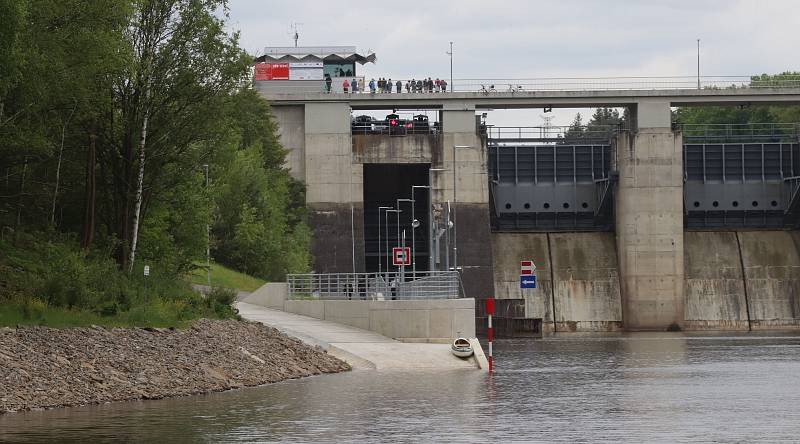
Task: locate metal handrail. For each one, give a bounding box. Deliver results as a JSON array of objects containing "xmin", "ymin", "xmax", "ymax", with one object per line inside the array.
[
  {"xmin": 257, "ymin": 75, "xmax": 800, "ymax": 94},
  {"xmin": 680, "ymin": 123, "xmax": 800, "ymax": 142},
  {"xmin": 487, "ymin": 125, "xmax": 622, "ymax": 143},
  {"xmin": 287, "ymin": 271, "xmax": 461, "ymax": 300}
]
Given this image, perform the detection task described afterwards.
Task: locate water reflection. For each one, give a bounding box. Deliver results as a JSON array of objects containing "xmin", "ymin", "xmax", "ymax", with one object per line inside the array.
[{"xmin": 2, "ymin": 333, "xmax": 799, "ymax": 443}]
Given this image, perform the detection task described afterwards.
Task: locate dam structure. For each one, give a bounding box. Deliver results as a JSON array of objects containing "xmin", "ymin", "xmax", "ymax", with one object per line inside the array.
[{"xmin": 256, "ymin": 49, "xmax": 800, "ymax": 334}]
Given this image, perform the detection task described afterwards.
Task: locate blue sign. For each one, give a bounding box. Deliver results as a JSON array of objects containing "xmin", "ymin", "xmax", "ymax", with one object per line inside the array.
[{"xmin": 520, "ymin": 274, "xmax": 537, "ymax": 289}]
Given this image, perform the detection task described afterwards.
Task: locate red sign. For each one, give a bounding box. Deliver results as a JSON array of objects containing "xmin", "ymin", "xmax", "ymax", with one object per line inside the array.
[
  {"xmin": 485, "ymin": 298, "xmax": 495, "ymax": 315},
  {"xmin": 392, "ymin": 247, "xmax": 411, "ymax": 266},
  {"xmin": 520, "ymin": 260, "xmax": 536, "ymax": 275},
  {"xmin": 254, "ymin": 63, "xmax": 289, "ymax": 81}
]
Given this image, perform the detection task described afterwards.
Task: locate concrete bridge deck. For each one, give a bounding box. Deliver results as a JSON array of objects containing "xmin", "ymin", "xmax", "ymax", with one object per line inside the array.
[
  {"xmin": 236, "ymin": 302, "xmax": 486, "ymax": 371},
  {"xmin": 262, "ymin": 87, "xmax": 800, "ymax": 109}
]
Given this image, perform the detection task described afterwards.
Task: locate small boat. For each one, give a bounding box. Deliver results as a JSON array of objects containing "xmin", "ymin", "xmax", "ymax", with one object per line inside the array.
[{"xmin": 451, "ymin": 337, "xmax": 474, "ymax": 358}]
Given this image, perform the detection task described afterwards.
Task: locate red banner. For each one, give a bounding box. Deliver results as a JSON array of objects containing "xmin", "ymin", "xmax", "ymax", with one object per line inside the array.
[{"xmin": 254, "ymin": 63, "xmax": 289, "ymax": 81}]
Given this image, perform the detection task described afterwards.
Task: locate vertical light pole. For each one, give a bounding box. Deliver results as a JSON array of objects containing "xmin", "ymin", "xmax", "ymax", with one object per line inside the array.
[
  {"xmin": 411, "ymin": 185, "xmax": 430, "ymax": 276},
  {"xmin": 386, "ymin": 209, "xmax": 402, "ymax": 273},
  {"xmin": 447, "ymin": 41, "xmax": 453, "ymax": 93},
  {"xmin": 378, "ymin": 206, "xmax": 392, "ymax": 277},
  {"xmin": 428, "ymin": 168, "xmax": 449, "ymax": 271},
  {"xmin": 697, "ymin": 38, "xmax": 701, "ymax": 89},
  {"xmin": 382, "ymin": 207, "xmax": 394, "ymax": 274},
  {"xmin": 202, "ymin": 164, "xmax": 211, "ymax": 285},
  {"xmin": 452, "ymin": 145, "xmax": 472, "ymax": 269},
  {"xmin": 396, "ymin": 198, "xmax": 413, "ymax": 280}
]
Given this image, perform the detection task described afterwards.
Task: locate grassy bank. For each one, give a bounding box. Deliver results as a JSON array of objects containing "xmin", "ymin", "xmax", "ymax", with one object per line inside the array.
[
  {"xmin": 0, "ymin": 232, "xmax": 238, "ymax": 328},
  {"xmin": 188, "ymin": 262, "xmax": 265, "ymax": 292}
]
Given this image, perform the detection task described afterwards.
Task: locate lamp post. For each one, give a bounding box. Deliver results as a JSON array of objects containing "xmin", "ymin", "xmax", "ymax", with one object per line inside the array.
[
  {"xmin": 428, "ymin": 167, "xmax": 449, "ymax": 271},
  {"xmin": 411, "ymin": 185, "xmax": 430, "ymax": 276},
  {"xmin": 386, "ymin": 209, "xmax": 402, "ymax": 272},
  {"xmin": 447, "ymin": 41, "xmax": 453, "ymax": 93},
  {"xmin": 396, "ymin": 198, "xmax": 413, "ymax": 280},
  {"xmin": 696, "ymin": 38, "xmax": 701, "ymax": 90},
  {"xmin": 378, "ymin": 206, "xmax": 392, "ymax": 276},
  {"xmin": 452, "ymin": 145, "xmax": 472, "ymax": 269}
]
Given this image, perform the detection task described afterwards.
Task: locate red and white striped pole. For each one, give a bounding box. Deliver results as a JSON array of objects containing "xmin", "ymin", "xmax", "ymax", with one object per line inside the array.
[{"xmin": 485, "ymin": 298, "xmax": 494, "ymax": 373}]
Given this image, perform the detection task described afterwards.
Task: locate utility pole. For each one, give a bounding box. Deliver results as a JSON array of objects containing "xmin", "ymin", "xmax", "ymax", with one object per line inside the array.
[
  {"xmin": 447, "ymin": 42, "xmax": 453, "ymax": 93},
  {"xmin": 697, "ymin": 38, "xmax": 701, "ymax": 89}
]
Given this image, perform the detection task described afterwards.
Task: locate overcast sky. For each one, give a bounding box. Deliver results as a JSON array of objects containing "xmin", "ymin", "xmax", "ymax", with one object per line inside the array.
[{"xmin": 226, "ymin": 0, "xmax": 800, "ymax": 125}]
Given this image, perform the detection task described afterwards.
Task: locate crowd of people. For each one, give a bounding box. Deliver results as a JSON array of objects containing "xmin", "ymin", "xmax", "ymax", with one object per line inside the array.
[
  {"xmin": 325, "ymin": 75, "xmax": 449, "ymax": 94},
  {"xmin": 367, "ymin": 77, "xmax": 448, "ymax": 93}
]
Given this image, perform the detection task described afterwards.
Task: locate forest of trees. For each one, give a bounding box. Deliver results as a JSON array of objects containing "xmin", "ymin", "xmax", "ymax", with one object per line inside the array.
[{"xmin": 0, "ymin": 0, "xmax": 309, "ymax": 323}]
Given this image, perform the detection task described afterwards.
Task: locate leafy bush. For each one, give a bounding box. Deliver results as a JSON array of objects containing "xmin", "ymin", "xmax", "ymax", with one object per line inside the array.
[
  {"xmin": 0, "ymin": 231, "xmax": 239, "ymax": 327},
  {"xmin": 206, "ymin": 286, "xmax": 239, "ymax": 319}
]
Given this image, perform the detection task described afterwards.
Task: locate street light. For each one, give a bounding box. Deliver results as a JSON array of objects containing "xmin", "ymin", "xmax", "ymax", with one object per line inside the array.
[
  {"xmin": 428, "ymin": 167, "xmax": 449, "ymax": 271},
  {"xmin": 446, "ymin": 41, "xmax": 453, "ymax": 93},
  {"xmin": 377, "ymin": 206, "xmax": 392, "ymax": 276},
  {"xmin": 411, "ymin": 185, "xmax": 430, "ymax": 276},
  {"xmin": 452, "ymin": 145, "xmax": 472, "ymax": 269},
  {"xmin": 386, "ymin": 209, "xmax": 402, "ymax": 273}
]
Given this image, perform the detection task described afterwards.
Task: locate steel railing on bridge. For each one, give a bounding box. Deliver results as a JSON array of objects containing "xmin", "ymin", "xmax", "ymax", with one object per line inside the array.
[
  {"xmin": 486, "ymin": 125, "xmax": 624, "ymax": 143},
  {"xmin": 287, "ymin": 271, "xmax": 461, "ymax": 301},
  {"xmin": 679, "ymin": 123, "xmax": 800, "ymax": 143}
]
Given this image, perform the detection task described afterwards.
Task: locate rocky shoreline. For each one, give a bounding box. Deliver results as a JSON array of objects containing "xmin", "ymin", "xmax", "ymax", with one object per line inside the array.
[{"xmin": 0, "ymin": 319, "xmax": 350, "ymax": 413}]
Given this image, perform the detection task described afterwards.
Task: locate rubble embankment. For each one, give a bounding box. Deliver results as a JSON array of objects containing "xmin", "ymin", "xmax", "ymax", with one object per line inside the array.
[{"xmin": 0, "ymin": 319, "xmax": 350, "ymax": 413}]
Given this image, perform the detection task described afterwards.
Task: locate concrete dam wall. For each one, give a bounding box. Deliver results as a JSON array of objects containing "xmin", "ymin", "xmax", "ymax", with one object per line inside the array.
[
  {"xmin": 492, "ymin": 230, "xmax": 800, "ymax": 332},
  {"xmin": 491, "ymin": 232, "xmax": 623, "ymax": 333},
  {"xmin": 685, "ymin": 231, "xmax": 800, "ymax": 330}
]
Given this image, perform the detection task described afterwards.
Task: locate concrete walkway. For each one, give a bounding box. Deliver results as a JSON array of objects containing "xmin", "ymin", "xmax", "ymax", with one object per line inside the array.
[{"xmin": 236, "ymin": 302, "xmax": 482, "ymax": 371}]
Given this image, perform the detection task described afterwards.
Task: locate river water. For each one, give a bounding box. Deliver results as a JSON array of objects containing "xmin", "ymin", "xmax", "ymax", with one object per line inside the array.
[{"xmin": 2, "ymin": 333, "xmax": 799, "ymax": 443}]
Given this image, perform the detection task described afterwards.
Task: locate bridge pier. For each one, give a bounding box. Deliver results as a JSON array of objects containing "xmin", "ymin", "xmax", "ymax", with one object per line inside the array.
[
  {"xmin": 303, "ymin": 102, "xmax": 365, "ymax": 273},
  {"xmin": 614, "ymin": 100, "xmax": 685, "ymax": 330},
  {"xmin": 439, "ymin": 108, "xmax": 494, "ymax": 304}
]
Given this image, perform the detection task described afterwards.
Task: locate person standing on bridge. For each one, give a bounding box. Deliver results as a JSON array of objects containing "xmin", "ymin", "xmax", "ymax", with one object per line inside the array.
[
  {"xmin": 406, "ymin": 80, "xmax": 412, "ymax": 93},
  {"xmin": 369, "ymin": 78, "xmax": 376, "ymax": 93},
  {"xmin": 325, "ymin": 74, "xmax": 332, "ymax": 93},
  {"xmin": 387, "ymin": 78, "xmax": 393, "ymax": 93},
  {"xmin": 351, "ymin": 78, "xmax": 358, "ymax": 93},
  {"xmin": 441, "ymin": 79, "xmax": 447, "ymax": 92},
  {"xmin": 342, "ymin": 78, "xmax": 349, "ymax": 93},
  {"xmin": 396, "ymin": 80, "xmax": 402, "ymax": 94}
]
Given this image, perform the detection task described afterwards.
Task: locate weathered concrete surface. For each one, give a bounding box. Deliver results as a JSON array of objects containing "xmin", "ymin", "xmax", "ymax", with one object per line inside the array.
[
  {"xmin": 236, "ymin": 302, "xmax": 483, "ymax": 371},
  {"xmin": 684, "ymin": 231, "xmax": 750, "ymax": 330},
  {"xmin": 614, "ymin": 129, "xmax": 685, "ymax": 330},
  {"xmin": 549, "ymin": 232, "xmax": 622, "ymax": 332},
  {"xmin": 271, "ymin": 105, "xmax": 306, "ymax": 182},
  {"xmin": 239, "ymin": 283, "xmax": 288, "ymax": 309},
  {"xmin": 308, "ymin": 203, "xmax": 364, "ymax": 273},
  {"xmin": 352, "ymin": 134, "xmax": 439, "ymax": 164},
  {"xmin": 242, "ymin": 286, "xmax": 475, "ymax": 341},
  {"xmin": 490, "ymin": 232, "xmax": 621, "ymax": 333},
  {"xmin": 740, "ymin": 231, "xmax": 800, "ymax": 329},
  {"xmin": 490, "ymin": 233, "xmax": 553, "ymax": 332}
]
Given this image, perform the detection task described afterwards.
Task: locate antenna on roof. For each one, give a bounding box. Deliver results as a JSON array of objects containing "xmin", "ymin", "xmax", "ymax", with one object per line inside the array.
[{"xmin": 288, "ymin": 22, "xmax": 303, "ymax": 47}]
